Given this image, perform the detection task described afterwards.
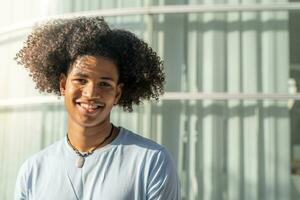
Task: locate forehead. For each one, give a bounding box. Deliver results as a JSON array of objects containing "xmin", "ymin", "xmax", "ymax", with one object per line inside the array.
[{"xmin": 69, "ymin": 55, "xmax": 119, "ymax": 78}]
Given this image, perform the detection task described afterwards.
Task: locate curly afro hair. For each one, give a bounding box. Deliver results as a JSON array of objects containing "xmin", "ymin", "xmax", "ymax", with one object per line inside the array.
[{"xmin": 15, "ymin": 16, "xmax": 165, "ymax": 112}]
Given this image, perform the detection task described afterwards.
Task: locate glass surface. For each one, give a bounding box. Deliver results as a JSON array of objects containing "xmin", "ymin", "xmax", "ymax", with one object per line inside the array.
[{"xmin": 0, "ymin": 0, "xmax": 299, "ymax": 199}]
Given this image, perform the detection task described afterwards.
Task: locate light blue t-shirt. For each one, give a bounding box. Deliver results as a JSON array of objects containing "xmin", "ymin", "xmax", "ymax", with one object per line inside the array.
[{"xmin": 15, "ymin": 127, "xmax": 180, "ymax": 200}]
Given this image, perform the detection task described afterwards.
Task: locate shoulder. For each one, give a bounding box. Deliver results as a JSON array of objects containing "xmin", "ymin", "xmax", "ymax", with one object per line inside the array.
[
  {"xmin": 18, "ymin": 138, "xmax": 65, "ymax": 174},
  {"xmin": 118, "ymin": 128, "xmax": 182, "ymax": 199},
  {"xmin": 118, "ymin": 127, "xmax": 176, "ymax": 171},
  {"xmin": 119, "ymin": 127, "xmax": 165, "ymax": 152},
  {"xmin": 15, "ymin": 138, "xmax": 65, "ymax": 198}
]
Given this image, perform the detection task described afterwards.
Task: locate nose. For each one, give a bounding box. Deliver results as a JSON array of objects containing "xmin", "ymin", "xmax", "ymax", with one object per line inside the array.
[{"xmin": 82, "ymin": 83, "xmax": 98, "ymax": 98}]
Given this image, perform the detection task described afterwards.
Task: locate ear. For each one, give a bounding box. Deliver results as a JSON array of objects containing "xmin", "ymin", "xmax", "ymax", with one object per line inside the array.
[
  {"xmin": 114, "ymin": 83, "xmax": 123, "ymax": 105},
  {"xmin": 59, "ymin": 73, "xmax": 67, "ymax": 96}
]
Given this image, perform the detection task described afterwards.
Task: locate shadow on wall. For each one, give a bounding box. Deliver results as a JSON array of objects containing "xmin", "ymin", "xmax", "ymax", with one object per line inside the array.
[{"xmin": 291, "ymin": 160, "xmax": 300, "ymax": 199}]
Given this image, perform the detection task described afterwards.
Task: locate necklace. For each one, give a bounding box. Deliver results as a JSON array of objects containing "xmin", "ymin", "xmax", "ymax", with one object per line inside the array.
[{"xmin": 67, "ymin": 124, "xmax": 114, "ymax": 168}]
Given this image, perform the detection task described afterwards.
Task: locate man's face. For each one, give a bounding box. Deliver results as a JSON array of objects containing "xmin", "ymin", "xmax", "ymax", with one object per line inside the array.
[{"xmin": 60, "ymin": 55, "xmax": 122, "ymax": 128}]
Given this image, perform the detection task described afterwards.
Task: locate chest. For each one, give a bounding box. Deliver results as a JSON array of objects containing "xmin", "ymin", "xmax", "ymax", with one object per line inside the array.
[{"xmin": 29, "ymin": 154, "xmax": 147, "ymax": 200}]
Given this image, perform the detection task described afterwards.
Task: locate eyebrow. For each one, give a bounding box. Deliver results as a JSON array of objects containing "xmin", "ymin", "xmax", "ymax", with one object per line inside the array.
[
  {"xmin": 73, "ymin": 72, "xmax": 114, "ymax": 81},
  {"xmin": 73, "ymin": 72, "xmax": 89, "ymax": 78}
]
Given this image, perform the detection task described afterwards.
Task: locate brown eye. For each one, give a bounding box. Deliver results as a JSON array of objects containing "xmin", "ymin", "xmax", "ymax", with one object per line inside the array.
[
  {"xmin": 74, "ymin": 79, "xmax": 87, "ymax": 84},
  {"xmin": 98, "ymin": 82, "xmax": 110, "ymax": 87}
]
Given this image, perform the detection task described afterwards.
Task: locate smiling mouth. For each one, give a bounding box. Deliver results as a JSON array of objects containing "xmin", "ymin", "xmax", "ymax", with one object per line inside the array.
[{"xmin": 75, "ymin": 101, "xmax": 104, "ymax": 114}]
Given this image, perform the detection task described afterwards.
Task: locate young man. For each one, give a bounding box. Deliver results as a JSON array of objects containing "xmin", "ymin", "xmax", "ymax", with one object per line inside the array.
[{"xmin": 14, "ymin": 17, "xmax": 180, "ymax": 200}]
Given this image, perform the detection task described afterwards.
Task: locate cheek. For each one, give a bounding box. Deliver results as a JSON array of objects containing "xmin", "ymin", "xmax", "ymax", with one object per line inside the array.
[
  {"xmin": 65, "ymin": 86, "xmax": 82, "ymax": 100},
  {"xmin": 98, "ymin": 88, "xmax": 116, "ymax": 96},
  {"xmin": 67, "ymin": 86, "xmax": 78, "ymax": 93}
]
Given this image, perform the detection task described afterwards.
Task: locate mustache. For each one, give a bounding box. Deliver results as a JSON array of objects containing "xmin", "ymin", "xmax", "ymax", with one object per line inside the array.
[{"xmin": 74, "ymin": 97, "xmax": 103, "ymax": 104}]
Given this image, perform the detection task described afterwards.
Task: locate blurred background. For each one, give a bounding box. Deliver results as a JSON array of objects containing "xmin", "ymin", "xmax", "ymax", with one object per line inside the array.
[{"xmin": 1, "ymin": 0, "xmax": 300, "ymax": 200}]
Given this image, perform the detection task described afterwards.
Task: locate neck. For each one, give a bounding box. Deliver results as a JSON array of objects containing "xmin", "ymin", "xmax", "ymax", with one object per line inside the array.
[{"xmin": 67, "ymin": 120, "xmax": 113, "ymax": 152}]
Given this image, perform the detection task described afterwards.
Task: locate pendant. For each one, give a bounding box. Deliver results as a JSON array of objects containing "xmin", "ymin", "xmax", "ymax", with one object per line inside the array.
[{"xmin": 76, "ymin": 156, "xmax": 85, "ymax": 168}]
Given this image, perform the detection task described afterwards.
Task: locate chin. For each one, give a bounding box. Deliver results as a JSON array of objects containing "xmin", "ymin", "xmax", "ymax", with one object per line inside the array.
[{"xmin": 76, "ymin": 116, "xmax": 110, "ymax": 128}]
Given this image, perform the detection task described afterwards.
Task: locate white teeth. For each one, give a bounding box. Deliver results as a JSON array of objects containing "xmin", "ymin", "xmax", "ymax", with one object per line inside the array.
[{"xmin": 80, "ymin": 103, "xmax": 99, "ymax": 110}]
